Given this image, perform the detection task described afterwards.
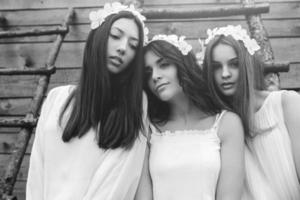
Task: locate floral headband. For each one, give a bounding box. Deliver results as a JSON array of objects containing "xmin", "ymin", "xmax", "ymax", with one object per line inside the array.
[
  {"xmin": 89, "ymin": 2, "xmax": 149, "ymax": 44},
  {"xmin": 204, "ymin": 25, "xmax": 260, "ymax": 55},
  {"xmin": 149, "ymin": 34, "xmax": 193, "ymax": 55}
]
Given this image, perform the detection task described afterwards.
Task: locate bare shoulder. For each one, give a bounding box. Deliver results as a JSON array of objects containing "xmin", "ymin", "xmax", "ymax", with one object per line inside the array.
[{"xmin": 218, "ymin": 111, "xmax": 244, "ymax": 142}]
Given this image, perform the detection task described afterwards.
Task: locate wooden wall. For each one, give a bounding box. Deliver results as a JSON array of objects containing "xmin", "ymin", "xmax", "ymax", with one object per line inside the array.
[{"xmin": 0, "ymin": 0, "xmax": 300, "ymax": 199}]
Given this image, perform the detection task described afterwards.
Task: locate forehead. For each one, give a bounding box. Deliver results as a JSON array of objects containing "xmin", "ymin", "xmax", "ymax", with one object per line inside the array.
[
  {"xmin": 144, "ymin": 50, "xmax": 161, "ymax": 66},
  {"xmin": 111, "ymin": 18, "xmax": 139, "ymax": 39},
  {"xmin": 212, "ymin": 43, "xmax": 237, "ymax": 62}
]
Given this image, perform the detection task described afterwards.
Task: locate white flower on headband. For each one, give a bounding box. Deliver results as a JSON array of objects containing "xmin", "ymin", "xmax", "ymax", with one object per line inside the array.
[
  {"xmin": 150, "ymin": 34, "xmax": 193, "ymax": 55},
  {"xmin": 89, "ymin": 2, "xmax": 149, "ymax": 44},
  {"xmin": 205, "ymin": 25, "xmax": 260, "ymax": 55},
  {"xmin": 196, "ymin": 39, "xmax": 205, "ymax": 65}
]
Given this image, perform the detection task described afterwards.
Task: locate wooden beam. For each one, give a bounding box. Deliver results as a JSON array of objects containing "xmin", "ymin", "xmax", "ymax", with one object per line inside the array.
[
  {"xmin": 0, "ymin": 116, "xmax": 37, "ymax": 128},
  {"xmin": 0, "ymin": 66, "xmax": 55, "ymax": 75},
  {"xmin": 143, "ymin": 3, "xmax": 269, "ymax": 19},
  {"xmin": 0, "ymin": 27, "xmax": 68, "ymax": 38},
  {"xmin": 264, "ymin": 61, "xmax": 290, "ymax": 73}
]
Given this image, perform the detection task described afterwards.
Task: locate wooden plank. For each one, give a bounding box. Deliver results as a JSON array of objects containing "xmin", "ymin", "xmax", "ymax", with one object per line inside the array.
[
  {"xmin": 1, "ymin": 19, "xmax": 300, "ymax": 44},
  {"xmin": 0, "ymin": 154, "xmax": 29, "ymax": 181},
  {"xmin": 0, "ymin": 98, "xmax": 32, "ymax": 115},
  {"xmin": 280, "ymin": 62, "xmax": 300, "ymax": 89},
  {"xmin": 11, "ymin": 180, "xmax": 26, "ymax": 200},
  {"xmin": 0, "ymin": 42, "xmax": 83, "ymax": 68},
  {"xmin": 0, "ymin": 133, "xmax": 34, "ymax": 154},
  {"xmin": 0, "ymin": 0, "xmax": 112, "ymax": 10},
  {"xmin": 0, "ymin": 127, "xmax": 21, "ymax": 133},
  {"xmin": 0, "ymin": 2, "xmax": 299, "ymax": 27},
  {"xmin": 0, "ymin": 68, "xmax": 80, "ymax": 97}
]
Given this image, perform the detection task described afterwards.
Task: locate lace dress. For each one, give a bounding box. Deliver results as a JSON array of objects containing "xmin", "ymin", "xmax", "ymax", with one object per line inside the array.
[{"xmin": 149, "ymin": 111, "xmax": 226, "ymax": 200}]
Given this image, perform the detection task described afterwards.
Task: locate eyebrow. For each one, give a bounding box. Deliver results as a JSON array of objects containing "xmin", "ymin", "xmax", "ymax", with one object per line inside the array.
[
  {"xmin": 111, "ymin": 27, "xmax": 139, "ymax": 42},
  {"xmin": 212, "ymin": 57, "xmax": 238, "ymax": 63},
  {"xmin": 145, "ymin": 57, "xmax": 164, "ymax": 69},
  {"xmin": 156, "ymin": 57, "xmax": 164, "ymax": 65}
]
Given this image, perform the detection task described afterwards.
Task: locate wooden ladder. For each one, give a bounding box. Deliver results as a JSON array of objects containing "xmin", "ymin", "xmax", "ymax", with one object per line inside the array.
[{"xmin": 0, "ymin": 8, "xmax": 74, "ymax": 200}]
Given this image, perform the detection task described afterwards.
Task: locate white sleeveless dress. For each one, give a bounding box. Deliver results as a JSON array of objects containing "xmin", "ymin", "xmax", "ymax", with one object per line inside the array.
[
  {"xmin": 244, "ymin": 90, "xmax": 300, "ymax": 200},
  {"xmin": 149, "ymin": 111, "xmax": 226, "ymax": 200}
]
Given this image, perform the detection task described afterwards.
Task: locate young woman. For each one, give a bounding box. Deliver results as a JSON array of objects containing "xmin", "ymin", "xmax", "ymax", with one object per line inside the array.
[
  {"xmin": 203, "ymin": 25, "xmax": 300, "ymax": 199},
  {"xmin": 136, "ymin": 34, "xmax": 245, "ymax": 200},
  {"xmin": 26, "ymin": 2, "xmax": 149, "ymax": 200}
]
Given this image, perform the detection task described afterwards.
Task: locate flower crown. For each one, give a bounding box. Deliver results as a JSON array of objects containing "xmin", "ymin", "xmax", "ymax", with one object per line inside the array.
[
  {"xmin": 204, "ymin": 25, "xmax": 260, "ymax": 55},
  {"xmin": 149, "ymin": 34, "xmax": 193, "ymax": 55},
  {"xmin": 89, "ymin": 2, "xmax": 149, "ymax": 44}
]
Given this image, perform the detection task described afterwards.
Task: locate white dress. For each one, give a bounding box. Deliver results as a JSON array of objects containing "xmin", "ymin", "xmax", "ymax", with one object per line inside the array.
[
  {"xmin": 149, "ymin": 111, "xmax": 226, "ymax": 200},
  {"xmin": 26, "ymin": 85, "xmax": 148, "ymax": 200},
  {"xmin": 245, "ymin": 90, "xmax": 300, "ymax": 200}
]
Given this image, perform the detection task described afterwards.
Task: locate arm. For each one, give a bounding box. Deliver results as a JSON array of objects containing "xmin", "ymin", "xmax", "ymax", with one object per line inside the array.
[
  {"xmin": 216, "ymin": 111, "xmax": 245, "ymax": 200},
  {"xmin": 282, "ymin": 91, "xmax": 300, "ymax": 182},
  {"xmin": 134, "ymin": 144, "xmax": 153, "ymax": 200}
]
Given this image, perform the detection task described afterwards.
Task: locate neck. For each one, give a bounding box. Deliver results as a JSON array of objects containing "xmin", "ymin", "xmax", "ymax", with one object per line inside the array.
[{"xmin": 168, "ymin": 94, "xmax": 206, "ymax": 122}]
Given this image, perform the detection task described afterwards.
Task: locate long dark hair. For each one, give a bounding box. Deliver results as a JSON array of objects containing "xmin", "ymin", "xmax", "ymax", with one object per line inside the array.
[
  {"xmin": 144, "ymin": 40, "xmax": 220, "ymax": 125},
  {"xmin": 203, "ymin": 35, "xmax": 263, "ymax": 137},
  {"xmin": 59, "ymin": 11, "xmax": 145, "ymax": 149}
]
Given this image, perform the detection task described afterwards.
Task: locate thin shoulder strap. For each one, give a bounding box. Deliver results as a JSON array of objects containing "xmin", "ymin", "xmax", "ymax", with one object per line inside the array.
[{"xmin": 212, "ymin": 110, "xmax": 227, "ymax": 130}]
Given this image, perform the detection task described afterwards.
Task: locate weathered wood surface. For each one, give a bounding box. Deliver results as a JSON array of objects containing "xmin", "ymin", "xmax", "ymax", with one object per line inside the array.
[
  {"xmin": 0, "ymin": 0, "xmax": 300, "ymax": 199},
  {"xmin": 0, "ymin": 0, "xmax": 299, "ymax": 9},
  {"xmin": 0, "ymin": 37, "xmax": 299, "ymax": 68}
]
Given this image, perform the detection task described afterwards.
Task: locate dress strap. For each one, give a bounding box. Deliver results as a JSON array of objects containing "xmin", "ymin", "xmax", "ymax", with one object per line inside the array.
[{"xmin": 212, "ymin": 110, "xmax": 227, "ymax": 130}]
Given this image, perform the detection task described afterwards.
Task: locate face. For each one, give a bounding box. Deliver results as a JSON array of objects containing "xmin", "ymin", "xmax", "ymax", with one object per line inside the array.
[
  {"xmin": 144, "ymin": 50, "xmax": 183, "ymax": 102},
  {"xmin": 212, "ymin": 43, "xmax": 239, "ymax": 97},
  {"xmin": 107, "ymin": 18, "xmax": 139, "ymax": 74}
]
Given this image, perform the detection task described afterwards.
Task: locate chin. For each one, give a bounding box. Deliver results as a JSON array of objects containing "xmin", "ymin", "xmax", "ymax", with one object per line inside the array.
[
  {"xmin": 222, "ymin": 90, "xmax": 235, "ymax": 97},
  {"xmin": 156, "ymin": 93, "xmax": 173, "ymax": 102},
  {"xmin": 107, "ymin": 65, "xmax": 124, "ymax": 74}
]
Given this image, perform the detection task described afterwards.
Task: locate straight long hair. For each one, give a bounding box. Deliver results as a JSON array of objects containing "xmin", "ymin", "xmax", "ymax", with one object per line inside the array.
[
  {"xmin": 203, "ymin": 35, "xmax": 262, "ymax": 137},
  {"xmin": 59, "ymin": 11, "xmax": 145, "ymax": 149},
  {"xmin": 144, "ymin": 40, "xmax": 220, "ymax": 124}
]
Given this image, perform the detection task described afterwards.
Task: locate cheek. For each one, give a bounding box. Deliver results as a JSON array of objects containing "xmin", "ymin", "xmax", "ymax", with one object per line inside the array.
[
  {"xmin": 147, "ymin": 80, "xmax": 155, "ymax": 94},
  {"xmin": 126, "ymin": 49, "xmax": 136, "ymax": 63},
  {"xmin": 233, "ymin": 69, "xmax": 240, "ymax": 79},
  {"xmin": 213, "ymin": 69, "xmax": 222, "ymax": 83}
]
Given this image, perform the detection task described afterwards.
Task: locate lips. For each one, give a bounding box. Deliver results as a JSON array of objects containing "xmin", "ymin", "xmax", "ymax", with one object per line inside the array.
[
  {"xmin": 156, "ymin": 83, "xmax": 169, "ymax": 92},
  {"xmin": 221, "ymin": 82, "xmax": 235, "ymax": 89},
  {"xmin": 109, "ymin": 56, "xmax": 123, "ymax": 66}
]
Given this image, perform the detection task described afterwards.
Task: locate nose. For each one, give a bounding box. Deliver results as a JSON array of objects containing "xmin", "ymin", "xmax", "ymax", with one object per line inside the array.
[
  {"xmin": 116, "ymin": 38, "xmax": 128, "ymax": 56},
  {"xmin": 221, "ymin": 65, "xmax": 231, "ymax": 79},
  {"xmin": 152, "ymin": 68, "xmax": 162, "ymax": 83}
]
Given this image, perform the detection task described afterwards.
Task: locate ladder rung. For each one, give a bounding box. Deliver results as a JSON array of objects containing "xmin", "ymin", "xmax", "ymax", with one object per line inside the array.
[
  {"xmin": 0, "ymin": 117, "xmax": 37, "ymax": 127},
  {"xmin": 0, "ymin": 26, "xmax": 68, "ymax": 38},
  {"xmin": 0, "ymin": 65, "xmax": 55, "ymax": 75},
  {"xmin": 143, "ymin": 3, "xmax": 269, "ymax": 19},
  {"xmin": 264, "ymin": 61, "xmax": 290, "ymax": 73}
]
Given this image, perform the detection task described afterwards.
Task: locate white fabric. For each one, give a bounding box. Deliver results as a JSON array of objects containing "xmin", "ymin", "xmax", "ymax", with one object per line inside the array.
[
  {"xmin": 26, "ymin": 85, "xmax": 148, "ymax": 200},
  {"xmin": 149, "ymin": 111, "xmax": 226, "ymax": 200},
  {"xmin": 245, "ymin": 90, "xmax": 300, "ymax": 200}
]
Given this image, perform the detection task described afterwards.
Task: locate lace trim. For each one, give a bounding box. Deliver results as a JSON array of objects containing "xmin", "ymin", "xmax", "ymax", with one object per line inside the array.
[{"xmin": 152, "ymin": 128, "xmax": 215, "ymax": 136}]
